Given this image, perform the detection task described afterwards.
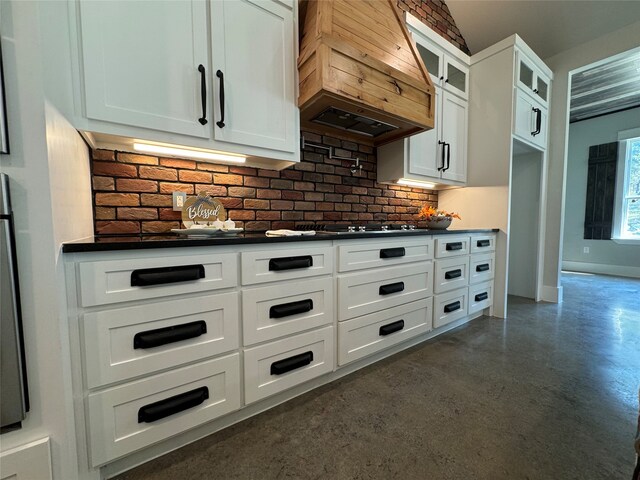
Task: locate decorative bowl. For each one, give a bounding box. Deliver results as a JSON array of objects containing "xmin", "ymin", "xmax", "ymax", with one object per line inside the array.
[{"xmin": 424, "ymin": 216, "xmax": 452, "ymax": 230}]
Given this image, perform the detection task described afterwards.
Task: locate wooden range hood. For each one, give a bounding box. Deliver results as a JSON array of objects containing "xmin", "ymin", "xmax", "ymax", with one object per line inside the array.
[{"xmin": 298, "ymin": 0, "xmax": 435, "ymax": 146}]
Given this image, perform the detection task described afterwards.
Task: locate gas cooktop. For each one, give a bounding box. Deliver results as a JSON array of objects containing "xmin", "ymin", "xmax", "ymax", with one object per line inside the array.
[{"xmin": 297, "ymin": 224, "xmax": 420, "ymax": 235}]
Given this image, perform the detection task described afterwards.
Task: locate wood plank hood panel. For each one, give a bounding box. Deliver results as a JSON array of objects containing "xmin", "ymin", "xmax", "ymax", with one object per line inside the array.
[{"xmin": 298, "ymin": 0, "xmax": 435, "ymax": 146}]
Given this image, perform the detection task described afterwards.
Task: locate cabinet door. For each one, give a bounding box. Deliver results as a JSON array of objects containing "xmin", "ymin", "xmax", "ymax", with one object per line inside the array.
[
  {"xmin": 79, "ymin": 1, "xmax": 210, "ymax": 138},
  {"xmin": 440, "ymin": 91, "xmax": 467, "ymax": 183},
  {"xmin": 414, "ymin": 39, "xmax": 443, "ymax": 86},
  {"xmin": 408, "ymin": 87, "xmax": 442, "ymax": 178},
  {"xmin": 211, "ymin": 0, "xmax": 296, "ymax": 154},
  {"xmin": 443, "ymin": 56, "xmax": 469, "ymax": 100},
  {"xmin": 514, "ymin": 89, "xmax": 547, "ymax": 150}
]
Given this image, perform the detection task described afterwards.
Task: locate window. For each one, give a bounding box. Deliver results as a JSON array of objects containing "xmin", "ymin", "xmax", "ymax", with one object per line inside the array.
[{"xmin": 613, "ymin": 130, "xmax": 640, "ymax": 242}]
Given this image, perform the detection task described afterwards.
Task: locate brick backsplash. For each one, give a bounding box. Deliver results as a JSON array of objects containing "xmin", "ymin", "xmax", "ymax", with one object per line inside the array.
[
  {"xmin": 89, "ymin": 0, "xmax": 468, "ymax": 235},
  {"xmin": 91, "ymin": 131, "xmax": 438, "ymax": 234}
]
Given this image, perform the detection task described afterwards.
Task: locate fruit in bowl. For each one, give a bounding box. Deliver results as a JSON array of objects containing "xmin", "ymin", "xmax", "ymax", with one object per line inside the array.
[{"xmin": 418, "ymin": 205, "xmax": 461, "ymax": 230}]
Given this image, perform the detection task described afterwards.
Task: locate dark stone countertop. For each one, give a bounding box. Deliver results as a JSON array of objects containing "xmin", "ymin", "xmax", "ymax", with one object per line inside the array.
[{"xmin": 62, "ymin": 229, "xmax": 499, "ymax": 253}]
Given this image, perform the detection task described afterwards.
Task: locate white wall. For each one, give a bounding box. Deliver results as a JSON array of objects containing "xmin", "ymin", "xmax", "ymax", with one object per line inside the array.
[
  {"xmin": 542, "ymin": 21, "xmax": 640, "ymax": 296},
  {"xmin": 562, "ymin": 107, "xmax": 640, "ymax": 277},
  {"xmin": 0, "ymin": 1, "xmax": 93, "ymax": 478}
]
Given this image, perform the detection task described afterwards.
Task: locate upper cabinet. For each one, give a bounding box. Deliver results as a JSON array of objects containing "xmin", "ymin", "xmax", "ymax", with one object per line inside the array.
[
  {"xmin": 377, "ymin": 15, "xmax": 469, "ymax": 188},
  {"xmin": 516, "ymin": 52, "xmax": 550, "ymax": 107},
  {"xmin": 73, "ymin": 0, "xmax": 299, "ymax": 169}
]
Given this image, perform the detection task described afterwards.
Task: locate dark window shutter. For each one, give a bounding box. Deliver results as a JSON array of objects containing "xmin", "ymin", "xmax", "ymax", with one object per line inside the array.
[{"xmin": 583, "ymin": 142, "xmax": 618, "ymax": 240}]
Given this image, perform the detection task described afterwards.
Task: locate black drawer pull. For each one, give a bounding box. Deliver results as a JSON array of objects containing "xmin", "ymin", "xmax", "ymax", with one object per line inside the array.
[
  {"xmin": 269, "ymin": 299, "xmax": 313, "ymax": 319},
  {"xmin": 379, "ymin": 319, "xmax": 405, "ymax": 336},
  {"xmin": 134, "ymin": 321, "xmax": 207, "ymax": 349},
  {"xmin": 444, "ymin": 301, "xmax": 461, "ymax": 313},
  {"xmin": 379, "ymin": 281, "xmax": 405, "ymax": 295},
  {"xmin": 131, "ymin": 264, "xmax": 205, "ymax": 287},
  {"xmin": 270, "ymin": 351, "xmax": 313, "ymax": 375},
  {"xmin": 445, "ymin": 269, "xmax": 462, "ymax": 280},
  {"xmin": 477, "ymin": 239, "xmax": 491, "ymax": 247},
  {"xmin": 475, "ymin": 292, "xmax": 489, "ymax": 302},
  {"xmin": 446, "ymin": 242, "xmax": 463, "ymax": 251},
  {"xmin": 476, "ymin": 264, "xmax": 490, "ymax": 272},
  {"xmin": 380, "ymin": 247, "xmax": 405, "ymax": 259},
  {"xmin": 138, "ymin": 386, "xmax": 209, "ymax": 423},
  {"xmin": 268, "ymin": 255, "xmax": 313, "ymax": 271}
]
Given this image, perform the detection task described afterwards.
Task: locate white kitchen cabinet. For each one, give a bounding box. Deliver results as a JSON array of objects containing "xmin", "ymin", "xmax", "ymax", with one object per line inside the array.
[
  {"xmin": 516, "ymin": 51, "xmax": 550, "ymax": 107},
  {"xmin": 377, "ymin": 14, "xmax": 468, "ymax": 188},
  {"xmin": 211, "ymin": 0, "xmax": 296, "ymax": 154},
  {"xmin": 78, "ymin": 1, "xmax": 210, "ymax": 138},
  {"xmin": 72, "ymin": 0, "xmax": 299, "ymax": 168},
  {"xmin": 514, "ymin": 89, "xmax": 548, "ymax": 150}
]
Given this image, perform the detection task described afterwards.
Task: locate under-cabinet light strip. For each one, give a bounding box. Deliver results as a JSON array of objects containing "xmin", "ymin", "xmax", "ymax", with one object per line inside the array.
[
  {"xmin": 133, "ymin": 143, "xmax": 247, "ymax": 163},
  {"xmin": 396, "ymin": 178, "xmax": 436, "ymax": 189}
]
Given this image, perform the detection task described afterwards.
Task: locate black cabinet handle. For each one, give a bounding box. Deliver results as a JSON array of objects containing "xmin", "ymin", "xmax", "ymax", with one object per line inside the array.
[
  {"xmin": 269, "ymin": 299, "xmax": 313, "ymax": 319},
  {"xmin": 379, "ymin": 319, "xmax": 405, "ymax": 336},
  {"xmin": 475, "ymin": 292, "xmax": 489, "ymax": 302},
  {"xmin": 270, "ymin": 351, "xmax": 313, "ymax": 375},
  {"xmin": 477, "ymin": 239, "xmax": 491, "ymax": 247},
  {"xmin": 476, "ymin": 264, "xmax": 490, "ymax": 272},
  {"xmin": 444, "ymin": 301, "xmax": 461, "ymax": 313},
  {"xmin": 445, "ymin": 269, "xmax": 462, "ymax": 280},
  {"xmin": 131, "ymin": 264, "xmax": 205, "ymax": 287},
  {"xmin": 268, "ymin": 255, "xmax": 313, "ymax": 271},
  {"xmin": 379, "ymin": 281, "xmax": 404, "ymax": 295},
  {"xmin": 437, "ymin": 140, "xmax": 446, "ymax": 171},
  {"xmin": 532, "ymin": 107, "xmax": 541, "ymax": 136},
  {"xmin": 445, "ymin": 242, "xmax": 462, "ymax": 251},
  {"xmin": 138, "ymin": 387, "xmax": 209, "ymax": 423},
  {"xmin": 133, "ymin": 321, "xmax": 207, "ymax": 349},
  {"xmin": 442, "ymin": 142, "xmax": 451, "ymax": 172},
  {"xmin": 380, "ymin": 247, "xmax": 405, "ymax": 259},
  {"xmin": 197, "ymin": 64, "xmax": 208, "ymax": 125},
  {"xmin": 216, "ymin": 70, "xmax": 225, "ymax": 128}
]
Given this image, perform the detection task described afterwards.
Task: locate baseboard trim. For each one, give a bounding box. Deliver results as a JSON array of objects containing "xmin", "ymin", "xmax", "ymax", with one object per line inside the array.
[
  {"xmin": 541, "ymin": 284, "xmax": 563, "ymax": 303},
  {"xmin": 562, "ymin": 261, "xmax": 640, "ymax": 279}
]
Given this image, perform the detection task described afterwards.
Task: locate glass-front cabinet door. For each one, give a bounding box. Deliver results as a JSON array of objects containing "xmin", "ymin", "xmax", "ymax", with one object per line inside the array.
[
  {"xmin": 443, "ymin": 56, "xmax": 468, "ymax": 100},
  {"xmin": 517, "ymin": 51, "xmax": 550, "ymax": 107},
  {"xmin": 415, "ymin": 39, "xmax": 442, "ymax": 86}
]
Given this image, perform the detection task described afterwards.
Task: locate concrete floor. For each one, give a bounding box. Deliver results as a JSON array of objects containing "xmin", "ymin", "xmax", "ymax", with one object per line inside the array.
[{"xmin": 116, "ymin": 273, "xmax": 640, "ymax": 480}]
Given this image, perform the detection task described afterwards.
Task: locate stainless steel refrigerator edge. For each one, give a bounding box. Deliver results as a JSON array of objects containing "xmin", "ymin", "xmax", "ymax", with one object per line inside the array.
[{"xmin": 1, "ymin": 172, "xmax": 29, "ymax": 432}]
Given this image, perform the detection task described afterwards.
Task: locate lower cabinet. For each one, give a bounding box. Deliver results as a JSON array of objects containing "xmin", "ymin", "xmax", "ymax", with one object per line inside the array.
[
  {"xmin": 243, "ymin": 326, "xmax": 334, "ymax": 404},
  {"xmin": 469, "ymin": 281, "xmax": 493, "ymax": 315},
  {"xmin": 433, "ymin": 287, "xmax": 469, "ymax": 328},
  {"xmin": 87, "ymin": 354, "xmax": 241, "ymax": 466}
]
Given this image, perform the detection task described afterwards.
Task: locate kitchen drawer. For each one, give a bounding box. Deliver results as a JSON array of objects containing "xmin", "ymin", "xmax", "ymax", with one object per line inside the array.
[
  {"xmin": 434, "ymin": 256, "xmax": 470, "ymax": 294},
  {"xmin": 243, "ymin": 326, "xmax": 334, "ymax": 404},
  {"xmin": 337, "ymin": 237, "xmax": 433, "ymax": 272},
  {"xmin": 338, "ymin": 299, "xmax": 432, "ymax": 366},
  {"xmin": 242, "ymin": 277, "xmax": 333, "ymax": 346},
  {"xmin": 87, "ymin": 354, "xmax": 240, "ymax": 466},
  {"xmin": 433, "ymin": 287, "xmax": 468, "ymax": 329},
  {"xmin": 470, "ymin": 234, "xmax": 496, "ymax": 254},
  {"xmin": 78, "ymin": 253, "xmax": 237, "ymax": 307},
  {"xmin": 82, "ymin": 293, "xmax": 239, "ymax": 389},
  {"xmin": 337, "ymin": 262, "xmax": 433, "ymax": 321},
  {"xmin": 434, "ymin": 235, "xmax": 470, "ymax": 258},
  {"xmin": 468, "ymin": 281, "xmax": 493, "ymax": 315},
  {"xmin": 469, "ymin": 252, "xmax": 495, "ymax": 285},
  {"xmin": 241, "ymin": 245, "xmax": 333, "ymax": 286}
]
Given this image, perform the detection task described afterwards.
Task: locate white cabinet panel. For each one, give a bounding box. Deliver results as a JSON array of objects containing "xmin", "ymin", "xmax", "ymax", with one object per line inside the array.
[
  {"xmin": 469, "ymin": 252, "xmax": 495, "ymax": 285},
  {"xmin": 434, "ymin": 256, "xmax": 470, "ymax": 293},
  {"xmin": 433, "ymin": 287, "xmax": 468, "ymax": 329},
  {"xmin": 338, "ymin": 299, "xmax": 432, "ymax": 366},
  {"xmin": 514, "ymin": 89, "xmax": 547, "ymax": 150},
  {"xmin": 244, "ymin": 326, "xmax": 334, "ymax": 404},
  {"xmin": 338, "ymin": 262, "xmax": 433, "ymax": 321},
  {"xmin": 337, "ymin": 237, "xmax": 433, "ymax": 272},
  {"xmin": 78, "ymin": 253, "xmax": 237, "ymax": 307},
  {"xmin": 470, "ymin": 234, "xmax": 496, "ymax": 253},
  {"xmin": 408, "ymin": 87, "xmax": 442, "ymax": 178},
  {"xmin": 242, "ymin": 277, "xmax": 333, "ymax": 345},
  {"xmin": 82, "ymin": 293, "xmax": 239, "ymax": 388},
  {"xmin": 241, "ymin": 246, "xmax": 333, "ymax": 285},
  {"xmin": 468, "ymin": 281, "xmax": 493, "ymax": 315},
  {"xmin": 87, "ymin": 354, "xmax": 241, "ymax": 466},
  {"xmin": 440, "ymin": 90, "xmax": 468, "ymax": 183},
  {"xmin": 211, "ymin": 0, "xmax": 297, "ymax": 153},
  {"xmin": 434, "ymin": 235, "xmax": 470, "ymax": 258},
  {"xmin": 79, "ymin": 1, "xmax": 210, "ymax": 138}
]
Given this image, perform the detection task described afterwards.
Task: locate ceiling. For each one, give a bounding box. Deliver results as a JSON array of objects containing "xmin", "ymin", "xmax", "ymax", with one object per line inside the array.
[
  {"xmin": 446, "ymin": 1, "xmax": 640, "ymax": 122},
  {"xmin": 446, "ymin": 1, "xmax": 640, "ymax": 60}
]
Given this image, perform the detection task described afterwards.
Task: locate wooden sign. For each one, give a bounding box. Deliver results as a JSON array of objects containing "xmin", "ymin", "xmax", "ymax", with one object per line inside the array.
[{"xmin": 182, "ymin": 194, "xmax": 226, "ymax": 225}]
